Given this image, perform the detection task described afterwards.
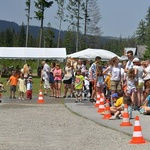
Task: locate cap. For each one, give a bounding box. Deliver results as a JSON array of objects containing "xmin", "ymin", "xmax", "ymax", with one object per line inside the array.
[
  {"xmin": 28, "ymin": 76, "xmax": 32, "ymax": 79},
  {"xmin": 112, "ymin": 93, "xmax": 118, "ymax": 98},
  {"xmin": 133, "ymin": 58, "xmax": 140, "ymax": 63}
]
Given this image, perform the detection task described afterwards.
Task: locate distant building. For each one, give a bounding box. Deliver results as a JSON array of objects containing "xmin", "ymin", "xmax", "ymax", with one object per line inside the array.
[{"xmin": 123, "ymin": 45, "xmax": 147, "ymax": 59}]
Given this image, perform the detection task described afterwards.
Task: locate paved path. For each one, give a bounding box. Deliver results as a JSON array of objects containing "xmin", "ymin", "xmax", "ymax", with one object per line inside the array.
[
  {"xmin": 64, "ymin": 98, "xmax": 150, "ymax": 142},
  {"xmin": 0, "ymin": 96, "xmax": 150, "ymax": 150}
]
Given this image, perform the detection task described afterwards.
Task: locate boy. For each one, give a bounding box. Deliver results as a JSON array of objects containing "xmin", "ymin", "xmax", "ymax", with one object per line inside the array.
[
  {"xmin": 6, "ymin": 71, "xmax": 18, "ymax": 99},
  {"xmin": 110, "ymin": 90, "xmax": 124, "ymax": 115},
  {"xmin": 75, "ymin": 69, "xmax": 84, "ymax": 103}
]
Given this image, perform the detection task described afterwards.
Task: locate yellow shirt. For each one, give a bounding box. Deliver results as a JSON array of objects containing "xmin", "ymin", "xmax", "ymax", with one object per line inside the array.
[
  {"xmin": 114, "ymin": 97, "xmax": 123, "ymax": 107},
  {"xmin": 105, "ymin": 75, "xmax": 111, "ymax": 89}
]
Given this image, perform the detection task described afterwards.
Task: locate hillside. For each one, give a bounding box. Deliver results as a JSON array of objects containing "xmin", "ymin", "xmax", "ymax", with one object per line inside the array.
[{"xmin": 0, "ymin": 20, "xmax": 115, "ymax": 44}]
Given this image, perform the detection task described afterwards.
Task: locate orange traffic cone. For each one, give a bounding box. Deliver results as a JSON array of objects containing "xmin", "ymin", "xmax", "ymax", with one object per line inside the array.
[
  {"xmin": 37, "ymin": 90, "xmax": 45, "ymax": 103},
  {"xmin": 120, "ymin": 104, "xmax": 132, "ymax": 126},
  {"xmin": 102, "ymin": 99, "xmax": 112, "ymax": 119},
  {"xmin": 95, "ymin": 92, "xmax": 101, "ymax": 108},
  {"xmin": 130, "ymin": 116, "xmax": 146, "ymax": 144},
  {"xmin": 97, "ymin": 96, "xmax": 105, "ymax": 113}
]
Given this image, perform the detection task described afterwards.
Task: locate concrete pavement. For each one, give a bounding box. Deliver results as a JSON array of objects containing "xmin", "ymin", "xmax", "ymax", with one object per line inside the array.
[{"xmin": 64, "ymin": 98, "xmax": 150, "ymax": 142}]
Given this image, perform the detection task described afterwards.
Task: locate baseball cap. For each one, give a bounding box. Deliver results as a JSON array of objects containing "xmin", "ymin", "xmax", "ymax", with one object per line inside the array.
[{"xmin": 112, "ymin": 93, "xmax": 118, "ymax": 98}]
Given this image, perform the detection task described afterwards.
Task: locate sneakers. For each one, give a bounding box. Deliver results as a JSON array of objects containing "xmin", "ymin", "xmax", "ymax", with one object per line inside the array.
[{"xmin": 109, "ymin": 116, "xmax": 117, "ymax": 120}]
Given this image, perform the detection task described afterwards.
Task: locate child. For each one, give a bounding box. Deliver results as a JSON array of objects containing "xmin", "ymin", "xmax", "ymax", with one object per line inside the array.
[
  {"xmin": 109, "ymin": 96, "xmax": 132, "ymax": 120},
  {"xmin": 126, "ymin": 68, "xmax": 137, "ymax": 109},
  {"xmin": 6, "ymin": 71, "xmax": 18, "ymax": 99},
  {"xmin": 0, "ymin": 82, "xmax": 5, "ymax": 102},
  {"xmin": 139, "ymin": 88, "xmax": 150, "ymax": 115},
  {"xmin": 83, "ymin": 72, "xmax": 90, "ymax": 98},
  {"xmin": 26, "ymin": 76, "xmax": 33, "ymax": 100},
  {"xmin": 53, "ymin": 63, "xmax": 62, "ymax": 98},
  {"xmin": 75, "ymin": 69, "xmax": 84, "ymax": 103},
  {"xmin": 18, "ymin": 73, "xmax": 26, "ymax": 100},
  {"xmin": 96, "ymin": 65, "xmax": 104, "ymax": 96},
  {"xmin": 110, "ymin": 90, "xmax": 124, "ymax": 114}
]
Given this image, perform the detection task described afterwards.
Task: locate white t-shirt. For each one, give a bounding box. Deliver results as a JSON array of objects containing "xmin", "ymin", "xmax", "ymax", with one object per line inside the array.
[
  {"xmin": 125, "ymin": 60, "xmax": 133, "ymax": 70},
  {"xmin": 109, "ymin": 66, "xmax": 121, "ymax": 81}
]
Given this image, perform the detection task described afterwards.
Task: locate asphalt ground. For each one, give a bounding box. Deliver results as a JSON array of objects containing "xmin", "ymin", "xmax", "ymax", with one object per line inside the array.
[{"xmin": 0, "ymin": 95, "xmax": 150, "ymax": 150}]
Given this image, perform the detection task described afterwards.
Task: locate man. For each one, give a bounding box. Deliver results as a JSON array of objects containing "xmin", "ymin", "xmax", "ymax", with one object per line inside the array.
[
  {"xmin": 124, "ymin": 50, "xmax": 134, "ymax": 73},
  {"xmin": 41, "ymin": 60, "xmax": 50, "ymax": 95}
]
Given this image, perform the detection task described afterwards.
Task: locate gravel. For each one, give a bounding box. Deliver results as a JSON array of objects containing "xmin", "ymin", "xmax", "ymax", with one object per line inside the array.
[{"xmin": 0, "ymin": 98, "xmax": 150, "ymax": 150}]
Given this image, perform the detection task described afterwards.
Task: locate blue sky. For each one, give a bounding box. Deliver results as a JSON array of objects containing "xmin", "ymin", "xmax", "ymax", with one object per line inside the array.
[{"xmin": 0, "ymin": 0, "xmax": 149, "ymax": 37}]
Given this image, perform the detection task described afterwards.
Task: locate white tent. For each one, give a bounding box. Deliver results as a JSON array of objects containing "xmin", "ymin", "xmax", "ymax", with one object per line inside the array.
[
  {"xmin": 0, "ymin": 47, "xmax": 66, "ymax": 59},
  {"xmin": 67, "ymin": 48, "xmax": 121, "ymax": 61}
]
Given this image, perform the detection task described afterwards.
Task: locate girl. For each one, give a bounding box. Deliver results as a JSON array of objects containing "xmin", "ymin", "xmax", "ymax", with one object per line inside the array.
[
  {"xmin": 126, "ymin": 68, "xmax": 137, "ymax": 109},
  {"xmin": 53, "ymin": 63, "xmax": 62, "ymax": 98},
  {"xmin": 18, "ymin": 73, "xmax": 26, "ymax": 100},
  {"xmin": 96, "ymin": 65, "xmax": 104, "ymax": 96}
]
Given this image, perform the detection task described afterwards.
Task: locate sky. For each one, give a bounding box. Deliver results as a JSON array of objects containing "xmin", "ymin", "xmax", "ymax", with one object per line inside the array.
[{"xmin": 0, "ymin": 0, "xmax": 149, "ymax": 38}]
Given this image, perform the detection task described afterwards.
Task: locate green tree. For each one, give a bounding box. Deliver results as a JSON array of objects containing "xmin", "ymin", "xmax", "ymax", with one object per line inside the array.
[
  {"xmin": 18, "ymin": 23, "xmax": 26, "ymax": 47},
  {"xmin": 34, "ymin": 0, "xmax": 53, "ymax": 47},
  {"xmin": 136, "ymin": 20, "xmax": 146, "ymax": 45},
  {"xmin": 64, "ymin": 29, "xmax": 76, "ymax": 54},
  {"xmin": 44, "ymin": 23, "xmax": 55, "ymax": 47},
  {"xmin": 143, "ymin": 6, "xmax": 150, "ymax": 59},
  {"xmin": 4, "ymin": 29, "xmax": 14, "ymax": 47}
]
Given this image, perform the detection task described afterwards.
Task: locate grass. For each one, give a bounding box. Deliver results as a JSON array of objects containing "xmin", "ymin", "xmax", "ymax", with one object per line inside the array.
[
  {"xmin": 1, "ymin": 77, "xmax": 42, "ymax": 97},
  {"xmin": 0, "ymin": 76, "xmax": 65, "ymax": 98}
]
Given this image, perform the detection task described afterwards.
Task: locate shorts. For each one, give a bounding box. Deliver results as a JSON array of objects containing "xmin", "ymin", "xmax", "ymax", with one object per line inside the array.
[
  {"xmin": 54, "ymin": 80, "xmax": 62, "ymax": 83},
  {"xmin": 10, "ymin": 85, "xmax": 16, "ymax": 92},
  {"xmin": 110, "ymin": 80, "xmax": 121, "ymax": 91},
  {"xmin": 137, "ymin": 80, "xmax": 144, "ymax": 89},
  {"xmin": 49, "ymin": 73, "xmax": 54, "ymax": 83},
  {"xmin": 75, "ymin": 89, "xmax": 82, "ymax": 97},
  {"xmin": 63, "ymin": 77, "xmax": 72, "ymax": 84},
  {"xmin": 44, "ymin": 80, "xmax": 50, "ymax": 89}
]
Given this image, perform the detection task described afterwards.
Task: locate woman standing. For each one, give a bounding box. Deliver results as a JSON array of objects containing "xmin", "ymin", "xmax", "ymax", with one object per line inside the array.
[{"xmin": 103, "ymin": 57, "xmax": 122, "ymax": 106}]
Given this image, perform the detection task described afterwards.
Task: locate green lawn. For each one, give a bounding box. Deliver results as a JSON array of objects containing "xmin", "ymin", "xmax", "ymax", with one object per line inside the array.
[
  {"xmin": 1, "ymin": 77, "xmax": 42, "ymax": 97},
  {"xmin": 0, "ymin": 77, "xmax": 65, "ymax": 98}
]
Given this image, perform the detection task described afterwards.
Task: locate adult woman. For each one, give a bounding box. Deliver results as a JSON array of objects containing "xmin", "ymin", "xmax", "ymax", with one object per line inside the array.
[
  {"xmin": 133, "ymin": 58, "xmax": 147, "ymax": 107},
  {"xmin": 49, "ymin": 62, "xmax": 56, "ymax": 97},
  {"xmin": 103, "ymin": 57, "xmax": 122, "ymax": 106},
  {"xmin": 62, "ymin": 61, "xmax": 73, "ymax": 98}
]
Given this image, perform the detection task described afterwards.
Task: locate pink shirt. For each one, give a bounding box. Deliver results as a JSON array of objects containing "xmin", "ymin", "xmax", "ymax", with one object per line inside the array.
[{"xmin": 53, "ymin": 68, "xmax": 62, "ymax": 81}]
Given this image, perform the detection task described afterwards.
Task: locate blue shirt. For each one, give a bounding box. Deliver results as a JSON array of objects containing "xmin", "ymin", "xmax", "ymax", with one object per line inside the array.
[{"xmin": 146, "ymin": 95, "xmax": 150, "ymax": 107}]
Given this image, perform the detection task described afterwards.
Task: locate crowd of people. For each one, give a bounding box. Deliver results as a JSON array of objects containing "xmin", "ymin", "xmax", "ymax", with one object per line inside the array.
[{"xmin": 1, "ymin": 51, "xmax": 150, "ymax": 117}]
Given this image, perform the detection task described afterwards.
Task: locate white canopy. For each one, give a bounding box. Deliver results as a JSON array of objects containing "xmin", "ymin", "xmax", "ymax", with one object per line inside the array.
[
  {"xmin": 67, "ymin": 48, "xmax": 121, "ymax": 60},
  {"xmin": 0, "ymin": 47, "xmax": 67, "ymax": 59}
]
